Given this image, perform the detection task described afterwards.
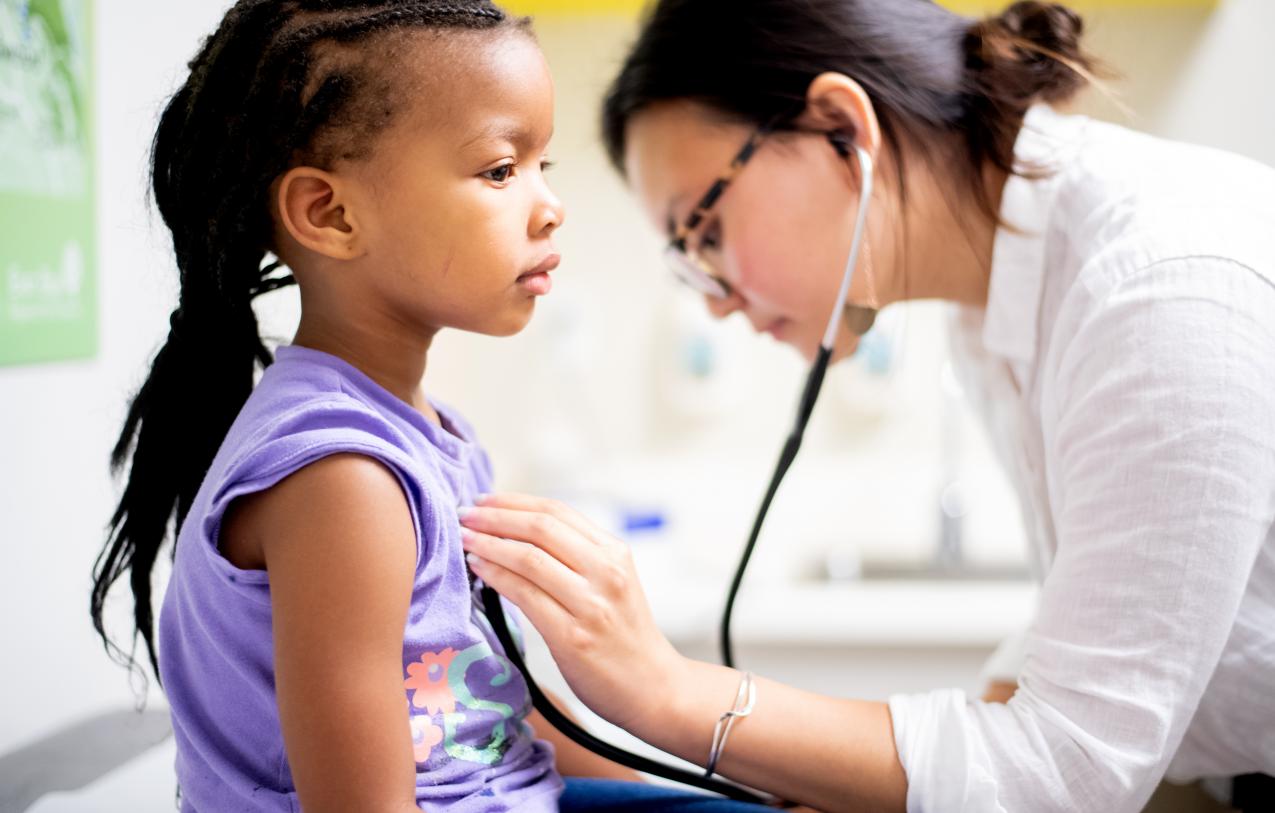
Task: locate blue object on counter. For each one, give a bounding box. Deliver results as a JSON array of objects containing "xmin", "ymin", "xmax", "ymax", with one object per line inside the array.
[{"xmin": 621, "ymin": 510, "xmax": 667, "ymax": 536}]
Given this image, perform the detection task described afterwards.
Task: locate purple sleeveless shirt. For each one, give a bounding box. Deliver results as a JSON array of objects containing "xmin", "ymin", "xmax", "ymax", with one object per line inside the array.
[{"xmin": 157, "ymin": 345, "xmax": 562, "ymax": 812}]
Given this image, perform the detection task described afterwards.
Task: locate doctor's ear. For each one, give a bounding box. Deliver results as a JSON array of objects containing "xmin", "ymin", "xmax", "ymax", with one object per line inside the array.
[
  {"xmin": 272, "ymin": 166, "xmax": 365, "ymax": 261},
  {"xmin": 797, "ymin": 72, "xmax": 882, "ymax": 162}
]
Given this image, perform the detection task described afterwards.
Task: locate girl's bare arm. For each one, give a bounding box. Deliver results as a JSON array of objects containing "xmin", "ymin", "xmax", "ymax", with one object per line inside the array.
[{"xmin": 225, "ymin": 453, "xmax": 421, "ymax": 813}]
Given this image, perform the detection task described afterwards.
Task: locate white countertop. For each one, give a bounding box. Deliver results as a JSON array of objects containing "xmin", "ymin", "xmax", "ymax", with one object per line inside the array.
[{"xmin": 635, "ymin": 546, "xmax": 1038, "ymax": 649}]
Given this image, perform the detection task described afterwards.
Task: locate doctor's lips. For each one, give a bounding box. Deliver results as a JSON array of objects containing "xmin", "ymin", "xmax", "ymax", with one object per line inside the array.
[{"xmin": 517, "ymin": 253, "xmax": 559, "ymax": 296}]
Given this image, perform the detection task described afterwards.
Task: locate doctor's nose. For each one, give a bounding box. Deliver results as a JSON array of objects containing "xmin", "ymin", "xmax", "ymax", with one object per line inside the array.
[{"xmin": 704, "ymin": 290, "xmax": 745, "ymax": 320}]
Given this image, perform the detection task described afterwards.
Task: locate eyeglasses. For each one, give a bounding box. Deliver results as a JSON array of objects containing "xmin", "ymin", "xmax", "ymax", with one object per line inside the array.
[{"xmin": 664, "ymin": 127, "xmax": 771, "ymax": 300}]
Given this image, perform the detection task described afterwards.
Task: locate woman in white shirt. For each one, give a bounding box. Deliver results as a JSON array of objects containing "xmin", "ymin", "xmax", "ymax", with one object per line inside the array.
[{"xmin": 456, "ymin": 1, "xmax": 1275, "ymax": 810}]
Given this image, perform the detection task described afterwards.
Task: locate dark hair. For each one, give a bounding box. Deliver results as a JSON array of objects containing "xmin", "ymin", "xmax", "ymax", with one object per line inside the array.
[
  {"xmin": 92, "ymin": 0, "xmax": 529, "ymax": 689},
  {"xmin": 602, "ymin": 0, "xmax": 1098, "ymax": 222}
]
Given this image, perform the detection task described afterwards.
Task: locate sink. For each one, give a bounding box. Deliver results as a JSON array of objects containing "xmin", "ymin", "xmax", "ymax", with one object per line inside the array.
[
  {"xmin": 857, "ymin": 562, "xmax": 1031, "ymax": 582},
  {"xmin": 809, "ymin": 548, "xmax": 1031, "ymax": 584}
]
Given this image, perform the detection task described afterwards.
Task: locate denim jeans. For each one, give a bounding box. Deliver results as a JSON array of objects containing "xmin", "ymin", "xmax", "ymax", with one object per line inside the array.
[{"xmin": 559, "ymin": 778, "xmax": 774, "ymax": 812}]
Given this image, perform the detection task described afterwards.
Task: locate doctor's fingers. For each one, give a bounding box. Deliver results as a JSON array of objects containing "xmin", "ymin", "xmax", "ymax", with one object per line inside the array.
[
  {"xmin": 474, "ymin": 493, "xmax": 614, "ymax": 548},
  {"xmin": 460, "ymin": 505, "xmax": 602, "ymax": 575},
  {"xmin": 461, "ymin": 528, "xmax": 602, "ymax": 622},
  {"xmin": 463, "ymin": 544, "xmax": 573, "ymax": 641}
]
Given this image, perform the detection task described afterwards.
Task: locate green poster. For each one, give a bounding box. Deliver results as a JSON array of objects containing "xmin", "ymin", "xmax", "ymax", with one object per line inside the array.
[{"xmin": 0, "ymin": 0, "xmax": 95, "ymax": 366}]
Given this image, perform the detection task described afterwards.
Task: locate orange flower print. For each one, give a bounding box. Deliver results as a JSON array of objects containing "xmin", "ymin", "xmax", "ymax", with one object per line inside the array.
[
  {"xmin": 409, "ymin": 714, "xmax": 444, "ymax": 764},
  {"xmin": 404, "ymin": 648, "xmax": 458, "ymax": 715}
]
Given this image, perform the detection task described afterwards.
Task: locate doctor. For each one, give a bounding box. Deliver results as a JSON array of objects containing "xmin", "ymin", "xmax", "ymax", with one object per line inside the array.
[{"xmin": 458, "ymin": 1, "xmax": 1275, "ymax": 811}]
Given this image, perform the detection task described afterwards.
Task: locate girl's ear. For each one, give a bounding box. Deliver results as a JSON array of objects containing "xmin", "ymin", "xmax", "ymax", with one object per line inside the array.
[
  {"xmin": 796, "ymin": 72, "xmax": 882, "ymax": 161},
  {"xmin": 273, "ymin": 166, "xmax": 365, "ymax": 261}
]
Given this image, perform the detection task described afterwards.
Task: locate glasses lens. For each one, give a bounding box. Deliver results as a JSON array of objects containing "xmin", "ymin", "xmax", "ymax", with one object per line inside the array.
[{"xmin": 664, "ymin": 244, "xmax": 730, "ymax": 299}]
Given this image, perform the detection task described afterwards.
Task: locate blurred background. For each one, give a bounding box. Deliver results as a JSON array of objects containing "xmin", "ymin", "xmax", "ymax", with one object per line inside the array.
[{"xmin": 2, "ymin": 0, "xmax": 1272, "ymax": 808}]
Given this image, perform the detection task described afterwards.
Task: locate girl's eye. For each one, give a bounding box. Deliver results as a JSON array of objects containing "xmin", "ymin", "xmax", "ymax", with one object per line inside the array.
[{"xmin": 483, "ymin": 164, "xmax": 515, "ymax": 183}]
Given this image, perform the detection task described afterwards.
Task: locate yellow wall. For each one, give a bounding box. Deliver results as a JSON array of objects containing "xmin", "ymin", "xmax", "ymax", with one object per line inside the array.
[{"xmin": 504, "ymin": 0, "xmax": 1217, "ymax": 17}]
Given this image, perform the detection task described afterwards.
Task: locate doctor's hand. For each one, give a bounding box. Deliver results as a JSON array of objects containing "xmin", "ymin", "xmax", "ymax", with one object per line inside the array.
[{"xmin": 458, "ymin": 493, "xmax": 689, "ymax": 736}]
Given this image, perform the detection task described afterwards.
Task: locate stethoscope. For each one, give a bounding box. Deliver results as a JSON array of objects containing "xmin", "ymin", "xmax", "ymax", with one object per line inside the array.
[{"xmin": 481, "ymin": 135, "xmax": 877, "ymax": 805}]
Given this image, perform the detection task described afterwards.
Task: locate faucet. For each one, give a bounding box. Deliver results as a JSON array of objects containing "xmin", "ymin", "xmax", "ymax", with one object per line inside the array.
[{"xmin": 934, "ymin": 361, "xmax": 967, "ymax": 571}]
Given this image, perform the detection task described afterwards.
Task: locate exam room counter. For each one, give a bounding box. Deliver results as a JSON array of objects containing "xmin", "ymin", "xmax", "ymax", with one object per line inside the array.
[{"xmin": 633, "ymin": 543, "xmax": 1038, "ymax": 702}]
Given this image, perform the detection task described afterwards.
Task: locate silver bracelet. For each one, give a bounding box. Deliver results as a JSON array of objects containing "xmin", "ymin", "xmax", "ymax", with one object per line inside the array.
[{"xmin": 705, "ymin": 670, "xmax": 756, "ymax": 779}]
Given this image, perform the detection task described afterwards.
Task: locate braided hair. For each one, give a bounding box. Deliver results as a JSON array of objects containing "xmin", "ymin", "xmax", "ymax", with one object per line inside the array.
[{"xmin": 92, "ymin": 0, "xmax": 529, "ymax": 689}]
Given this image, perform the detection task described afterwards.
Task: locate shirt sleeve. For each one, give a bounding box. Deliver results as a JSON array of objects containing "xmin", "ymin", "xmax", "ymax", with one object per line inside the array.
[
  {"xmin": 206, "ymin": 398, "xmax": 430, "ymax": 574},
  {"xmin": 889, "ymin": 257, "xmax": 1275, "ymax": 813}
]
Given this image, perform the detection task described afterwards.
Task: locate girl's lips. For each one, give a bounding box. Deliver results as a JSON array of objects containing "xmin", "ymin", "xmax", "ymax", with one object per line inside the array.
[
  {"xmin": 520, "ymin": 253, "xmax": 561, "ymax": 279},
  {"xmin": 764, "ymin": 318, "xmax": 788, "ymax": 339},
  {"xmin": 518, "ymin": 272, "xmax": 553, "ymax": 296},
  {"xmin": 516, "ymin": 254, "xmax": 560, "ymax": 297}
]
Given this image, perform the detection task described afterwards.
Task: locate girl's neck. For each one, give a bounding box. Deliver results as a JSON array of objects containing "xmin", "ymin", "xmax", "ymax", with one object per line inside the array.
[{"xmin": 292, "ymin": 310, "xmax": 440, "ymax": 424}]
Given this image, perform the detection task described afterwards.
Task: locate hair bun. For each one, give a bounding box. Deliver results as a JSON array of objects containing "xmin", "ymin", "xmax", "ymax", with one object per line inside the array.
[
  {"xmin": 997, "ymin": 1, "xmax": 1083, "ymax": 54},
  {"xmin": 966, "ymin": 1, "xmax": 1091, "ymax": 105}
]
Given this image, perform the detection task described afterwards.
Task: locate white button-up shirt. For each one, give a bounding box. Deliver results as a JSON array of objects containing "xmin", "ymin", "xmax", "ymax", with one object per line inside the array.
[{"xmin": 887, "ymin": 104, "xmax": 1275, "ymax": 813}]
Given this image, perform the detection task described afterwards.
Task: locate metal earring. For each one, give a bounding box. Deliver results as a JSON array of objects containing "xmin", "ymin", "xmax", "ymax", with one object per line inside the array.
[{"xmin": 844, "ymin": 231, "xmax": 879, "ymax": 337}]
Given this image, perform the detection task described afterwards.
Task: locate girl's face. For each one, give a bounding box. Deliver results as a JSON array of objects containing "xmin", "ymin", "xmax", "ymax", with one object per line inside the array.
[
  {"xmin": 338, "ymin": 30, "xmax": 564, "ymax": 339},
  {"xmin": 624, "ymin": 101, "xmax": 878, "ymax": 363}
]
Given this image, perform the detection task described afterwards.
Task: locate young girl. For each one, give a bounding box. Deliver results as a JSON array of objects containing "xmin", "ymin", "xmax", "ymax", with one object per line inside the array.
[{"xmin": 87, "ymin": 2, "xmax": 655, "ymax": 810}]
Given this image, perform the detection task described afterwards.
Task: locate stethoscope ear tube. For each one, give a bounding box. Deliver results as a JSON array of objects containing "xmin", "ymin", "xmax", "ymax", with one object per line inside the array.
[{"xmin": 480, "ymin": 586, "xmax": 771, "ymax": 803}]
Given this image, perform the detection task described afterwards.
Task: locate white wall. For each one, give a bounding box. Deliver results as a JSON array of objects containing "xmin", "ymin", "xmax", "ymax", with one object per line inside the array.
[
  {"xmin": 3, "ymin": 0, "xmax": 1273, "ymax": 762},
  {"xmin": 0, "ymin": 1, "xmax": 229, "ymax": 754},
  {"xmin": 1078, "ymin": 0, "xmax": 1275, "ymax": 168}
]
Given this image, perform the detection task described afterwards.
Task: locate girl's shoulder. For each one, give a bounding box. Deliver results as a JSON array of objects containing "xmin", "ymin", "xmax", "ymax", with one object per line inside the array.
[
  {"xmin": 193, "ymin": 344, "xmax": 492, "ymax": 552},
  {"xmin": 233, "ymin": 344, "xmax": 465, "ymax": 462},
  {"xmin": 201, "ymin": 348, "xmax": 428, "ymax": 520}
]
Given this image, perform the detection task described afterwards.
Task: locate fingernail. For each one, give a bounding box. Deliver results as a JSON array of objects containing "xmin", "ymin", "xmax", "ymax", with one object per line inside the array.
[
  {"xmin": 457, "ymin": 506, "xmax": 473, "ymax": 520},
  {"xmin": 475, "ymin": 493, "xmax": 490, "ymax": 504},
  {"xmin": 460, "ymin": 528, "xmax": 474, "ymax": 546},
  {"xmin": 466, "ymin": 553, "xmax": 484, "ymax": 569}
]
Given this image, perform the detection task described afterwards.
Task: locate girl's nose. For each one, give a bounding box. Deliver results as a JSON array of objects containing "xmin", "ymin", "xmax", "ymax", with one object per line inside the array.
[{"xmin": 532, "ymin": 186, "xmax": 565, "ymax": 238}]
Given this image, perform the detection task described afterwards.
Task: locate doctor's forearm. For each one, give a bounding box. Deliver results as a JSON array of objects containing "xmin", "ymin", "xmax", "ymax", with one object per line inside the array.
[{"xmin": 631, "ymin": 657, "xmax": 907, "ymax": 813}]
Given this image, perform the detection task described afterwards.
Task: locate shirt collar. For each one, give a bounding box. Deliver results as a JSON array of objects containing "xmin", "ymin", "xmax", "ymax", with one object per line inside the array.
[{"xmin": 983, "ymin": 104, "xmax": 1087, "ymax": 371}]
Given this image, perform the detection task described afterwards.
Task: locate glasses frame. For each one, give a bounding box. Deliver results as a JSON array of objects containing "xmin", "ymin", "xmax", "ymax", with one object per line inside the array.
[{"xmin": 664, "ymin": 126, "xmax": 773, "ymax": 300}]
